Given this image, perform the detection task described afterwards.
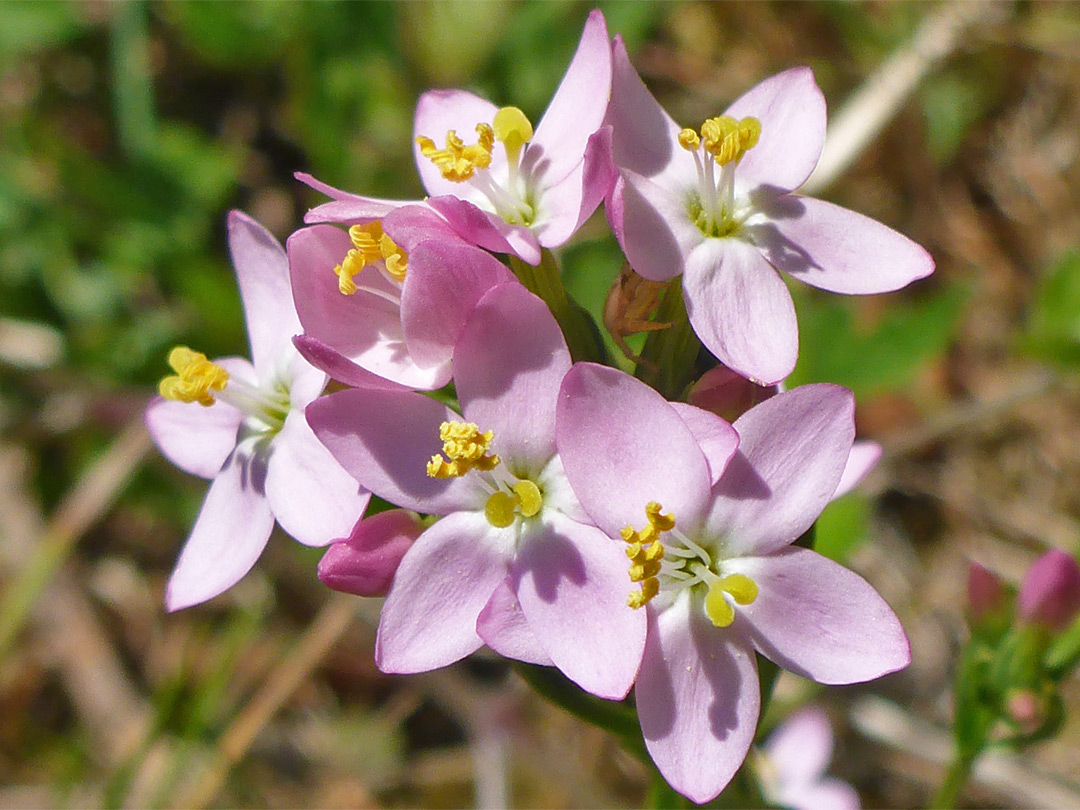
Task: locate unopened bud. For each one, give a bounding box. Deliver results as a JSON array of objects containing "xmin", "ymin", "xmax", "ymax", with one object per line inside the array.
[
  {"xmin": 317, "ymin": 510, "xmax": 423, "ymax": 597},
  {"xmin": 1004, "ymin": 689, "xmax": 1043, "ymax": 735},
  {"xmin": 1018, "ymin": 550, "xmax": 1080, "ymax": 631},
  {"xmin": 688, "ymin": 365, "xmax": 777, "ymax": 423},
  {"xmin": 967, "ymin": 561, "xmax": 1009, "ymax": 625}
]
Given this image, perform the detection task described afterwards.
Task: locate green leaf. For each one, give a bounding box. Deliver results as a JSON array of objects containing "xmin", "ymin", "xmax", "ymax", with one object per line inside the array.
[
  {"xmin": 815, "ymin": 494, "xmax": 871, "ymax": 563},
  {"xmin": 1022, "ymin": 250, "xmax": 1080, "ymax": 367}
]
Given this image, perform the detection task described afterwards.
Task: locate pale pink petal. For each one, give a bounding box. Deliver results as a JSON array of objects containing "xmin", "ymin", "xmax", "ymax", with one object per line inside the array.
[
  {"xmin": 728, "ymin": 547, "xmax": 910, "ymax": 684},
  {"xmin": 751, "ymin": 196, "xmax": 935, "ymax": 294},
  {"xmin": 413, "ymin": 89, "xmax": 501, "ymax": 200},
  {"xmin": 227, "ymin": 211, "xmax": 297, "ymax": 373},
  {"xmin": 530, "ymin": 126, "xmax": 615, "ymax": 249},
  {"xmin": 426, "ymin": 196, "xmax": 542, "ymax": 264},
  {"xmin": 513, "ymin": 512, "xmax": 645, "ymax": 700},
  {"xmin": 318, "ymin": 509, "xmax": 423, "ymax": 597},
  {"xmin": 380, "ymin": 204, "xmax": 462, "ymax": 252},
  {"xmin": 306, "ymin": 388, "xmax": 483, "ymax": 515},
  {"xmin": 455, "ymin": 284, "xmax": 570, "ymax": 473},
  {"xmin": 527, "ymin": 9, "xmax": 612, "ymax": 189},
  {"xmin": 399, "ymin": 242, "xmax": 517, "ymax": 373},
  {"xmin": 783, "ymin": 778, "xmax": 861, "ymax": 810},
  {"xmin": 833, "ymin": 440, "xmax": 882, "ymax": 500},
  {"xmin": 763, "ymin": 706, "xmax": 834, "ymax": 786},
  {"xmin": 165, "ymin": 443, "xmax": 275, "ymax": 611},
  {"xmin": 476, "ymin": 580, "xmax": 554, "ymax": 666},
  {"xmin": 706, "ymin": 384, "xmax": 854, "ymax": 557},
  {"xmin": 682, "ymin": 238, "xmax": 798, "ymax": 386},
  {"xmin": 375, "ymin": 511, "xmax": 512, "ymax": 673},
  {"xmin": 668, "ymin": 402, "xmax": 739, "ymax": 487},
  {"xmin": 723, "ymin": 67, "xmax": 826, "ymax": 196},
  {"xmin": 619, "ymin": 169, "xmax": 702, "ymax": 282},
  {"xmin": 606, "ymin": 37, "xmax": 685, "ymax": 181},
  {"xmin": 146, "ymin": 396, "xmax": 242, "ymax": 479},
  {"xmin": 295, "ymin": 174, "xmax": 416, "ymax": 224},
  {"xmin": 557, "ymin": 363, "xmax": 711, "ymax": 539},
  {"xmin": 292, "ymin": 335, "xmax": 445, "ymax": 391},
  {"xmin": 636, "ymin": 595, "xmax": 760, "ymax": 804},
  {"xmin": 264, "ymin": 410, "xmax": 371, "ymax": 547}
]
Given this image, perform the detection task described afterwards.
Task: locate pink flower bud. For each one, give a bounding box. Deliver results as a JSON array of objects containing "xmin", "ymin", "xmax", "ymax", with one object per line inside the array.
[
  {"xmin": 967, "ymin": 561, "xmax": 1008, "ymax": 624},
  {"xmin": 688, "ymin": 365, "xmax": 778, "ymax": 423},
  {"xmin": 1004, "ymin": 689, "xmax": 1043, "ymax": 735},
  {"xmin": 1017, "ymin": 550, "xmax": 1080, "ymax": 631},
  {"xmin": 318, "ymin": 510, "xmax": 423, "ymax": 597}
]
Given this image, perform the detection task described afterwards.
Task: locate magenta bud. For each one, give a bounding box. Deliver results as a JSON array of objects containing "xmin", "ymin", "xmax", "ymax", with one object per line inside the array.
[
  {"xmin": 967, "ymin": 561, "xmax": 1008, "ymax": 624},
  {"xmin": 1018, "ymin": 550, "xmax": 1080, "ymax": 631},
  {"xmin": 688, "ymin": 365, "xmax": 778, "ymax": 423},
  {"xmin": 318, "ymin": 510, "xmax": 423, "ymax": 597}
]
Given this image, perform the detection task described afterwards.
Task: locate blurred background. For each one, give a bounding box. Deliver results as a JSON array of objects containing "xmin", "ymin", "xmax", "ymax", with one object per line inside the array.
[{"xmin": 2, "ymin": 1, "xmax": 1080, "ymax": 807}]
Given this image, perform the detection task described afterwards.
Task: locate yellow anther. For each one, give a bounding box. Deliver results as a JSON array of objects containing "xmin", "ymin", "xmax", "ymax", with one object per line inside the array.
[
  {"xmin": 621, "ymin": 502, "xmax": 674, "ymax": 609},
  {"xmin": 485, "ymin": 490, "xmax": 517, "ymax": 529},
  {"xmin": 705, "ymin": 582, "xmax": 737, "ymax": 627},
  {"xmin": 416, "ymin": 123, "xmax": 495, "ymax": 182},
  {"xmin": 158, "ymin": 346, "xmax": 229, "ymax": 406},
  {"xmin": 720, "ymin": 573, "xmax": 758, "ymax": 605},
  {"xmin": 426, "ymin": 420, "xmax": 500, "ymax": 478},
  {"xmin": 334, "ymin": 223, "xmax": 408, "ymax": 293},
  {"xmin": 513, "ymin": 480, "xmax": 543, "ymax": 518},
  {"xmin": 678, "ymin": 128, "xmax": 701, "ymax": 151},
  {"xmin": 628, "ymin": 578, "xmax": 659, "ymax": 609},
  {"xmin": 493, "ymin": 106, "xmax": 533, "ymax": 166},
  {"xmin": 699, "ymin": 115, "xmax": 761, "ymax": 166}
]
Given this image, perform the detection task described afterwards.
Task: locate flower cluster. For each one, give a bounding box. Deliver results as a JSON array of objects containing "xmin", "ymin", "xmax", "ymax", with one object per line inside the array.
[{"xmin": 147, "ymin": 10, "xmax": 929, "ymax": 802}]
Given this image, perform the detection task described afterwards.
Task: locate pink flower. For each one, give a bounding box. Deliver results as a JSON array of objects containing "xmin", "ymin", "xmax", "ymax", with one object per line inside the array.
[
  {"xmin": 299, "ymin": 10, "xmax": 615, "ymax": 265},
  {"xmin": 556, "ymin": 366, "xmax": 910, "ymax": 802},
  {"xmin": 287, "ymin": 205, "xmax": 516, "ymax": 389},
  {"xmin": 606, "ymin": 44, "xmax": 934, "ymax": 384},
  {"xmin": 146, "ymin": 212, "xmax": 371, "ymax": 610},
  {"xmin": 756, "ymin": 706, "xmax": 860, "ymax": 810},
  {"xmin": 307, "ymin": 283, "xmax": 646, "ymax": 699}
]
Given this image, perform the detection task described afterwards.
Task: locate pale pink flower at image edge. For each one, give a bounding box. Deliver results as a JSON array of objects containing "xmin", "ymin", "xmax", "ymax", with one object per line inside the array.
[
  {"xmin": 606, "ymin": 40, "xmax": 934, "ymax": 385},
  {"xmin": 556, "ymin": 366, "xmax": 910, "ymax": 802},
  {"xmin": 145, "ymin": 211, "xmax": 371, "ymax": 610},
  {"xmin": 758, "ymin": 706, "xmax": 860, "ymax": 810},
  {"xmin": 297, "ymin": 9, "xmax": 615, "ymax": 266}
]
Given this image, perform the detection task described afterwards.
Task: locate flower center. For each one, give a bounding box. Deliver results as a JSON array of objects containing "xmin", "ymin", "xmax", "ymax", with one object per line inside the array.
[
  {"xmin": 620, "ymin": 500, "xmax": 759, "ymax": 626},
  {"xmin": 425, "ymin": 420, "xmax": 545, "ymax": 529},
  {"xmin": 416, "ymin": 106, "xmax": 536, "ymax": 226},
  {"xmin": 333, "ymin": 222, "xmax": 408, "ymax": 299},
  {"xmin": 678, "ymin": 115, "xmax": 761, "ymax": 238},
  {"xmin": 158, "ymin": 346, "xmax": 290, "ymax": 431}
]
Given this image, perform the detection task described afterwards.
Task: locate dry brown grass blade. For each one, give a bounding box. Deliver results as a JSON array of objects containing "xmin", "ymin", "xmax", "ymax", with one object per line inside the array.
[
  {"xmin": 170, "ymin": 591, "xmax": 360, "ymax": 809},
  {"xmin": 804, "ymin": 1, "xmax": 1006, "ymax": 196}
]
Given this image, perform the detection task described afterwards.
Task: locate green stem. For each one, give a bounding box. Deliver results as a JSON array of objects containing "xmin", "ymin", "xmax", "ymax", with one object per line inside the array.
[
  {"xmin": 512, "ymin": 662, "xmax": 649, "ymax": 763},
  {"xmin": 634, "ymin": 280, "xmax": 701, "ymax": 400},
  {"xmin": 508, "ymin": 251, "xmax": 607, "ymax": 365},
  {"xmin": 931, "ymin": 748, "xmax": 977, "ymax": 809}
]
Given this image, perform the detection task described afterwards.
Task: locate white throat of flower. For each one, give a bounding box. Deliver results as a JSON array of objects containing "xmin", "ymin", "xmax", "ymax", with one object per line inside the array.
[
  {"xmin": 621, "ymin": 501, "xmax": 758, "ymax": 627},
  {"xmin": 159, "ymin": 346, "xmax": 290, "ymax": 433},
  {"xmin": 416, "ymin": 106, "xmax": 537, "ymax": 227},
  {"xmin": 678, "ymin": 115, "xmax": 761, "ymax": 239}
]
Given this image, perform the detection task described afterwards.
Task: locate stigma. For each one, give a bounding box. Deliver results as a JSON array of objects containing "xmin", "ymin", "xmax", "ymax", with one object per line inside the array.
[
  {"xmin": 427, "ymin": 421, "xmax": 500, "ymax": 478},
  {"xmin": 415, "ymin": 106, "xmax": 536, "ymax": 226},
  {"xmin": 678, "ymin": 115, "xmax": 762, "ymax": 238},
  {"xmin": 333, "ymin": 222, "xmax": 408, "ymax": 295},
  {"xmin": 484, "ymin": 480, "xmax": 543, "ymax": 529}
]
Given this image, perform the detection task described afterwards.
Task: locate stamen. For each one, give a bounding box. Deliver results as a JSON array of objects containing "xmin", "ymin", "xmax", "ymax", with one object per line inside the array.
[
  {"xmin": 334, "ymin": 223, "xmax": 408, "ymax": 294},
  {"xmin": 159, "ymin": 346, "xmax": 229, "ymax": 406},
  {"xmin": 416, "ymin": 124, "xmax": 494, "ymax": 182},
  {"xmin": 426, "ymin": 421, "xmax": 500, "ymax": 478},
  {"xmin": 700, "ymin": 115, "xmax": 761, "ymax": 167},
  {"xmin": 621, "ymin": 501, "xmax": 675, "ymax": 608},
  {"xmin": 678, "ymin": 128, "xmax": 700, "ymax": 151}
]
